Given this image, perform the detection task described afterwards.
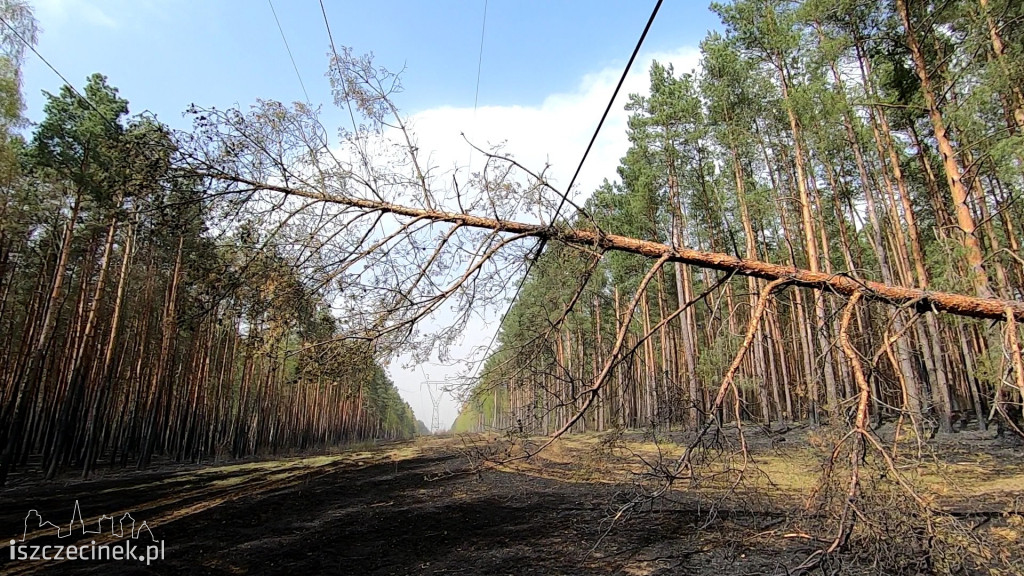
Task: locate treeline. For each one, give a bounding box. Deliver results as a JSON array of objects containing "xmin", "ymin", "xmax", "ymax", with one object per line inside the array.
[
  {"xmin": 457, "ymin": 0, "xmax": 1024, "ymax": 435},
  {"xmin": 0, "ymin": 15, "xmax": 419, "ymax": 483}
]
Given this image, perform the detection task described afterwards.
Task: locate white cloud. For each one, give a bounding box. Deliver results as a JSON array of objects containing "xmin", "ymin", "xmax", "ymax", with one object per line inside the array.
[
  {"xmin": 409, "ymin": 47, "xmax": 702, "ymax": 203},
  {"xmin": 388, "ymin": 47, "xmax": 703, "ymax": 431},
  {"xmin": 33, "ymin": 0, "xmax": 118, "ymax": 28}
]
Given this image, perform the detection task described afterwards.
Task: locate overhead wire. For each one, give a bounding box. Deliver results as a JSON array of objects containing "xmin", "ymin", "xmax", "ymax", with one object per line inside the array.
[
  {"xmin": 319, "ymin": 0, "xmax": 380, "ymax": 199},
  {"xmin": 319, "ymin": 0, "xmax": 361, "ymax": 138},
  {"xmin": 0, "ymin": 13, "xmax": 185, "ymax": 188},
  {"xmin": 472, "ymin": 0, "xmax": 488, "ymax": 113},
  {"xmin": 467, "ymin": 0, "xmax": 665, "ymax": 380},
  {"xmin": 462, "ymin": 0, "xmax": 488, "ymax": 211},
  {"xmin": 318, "ymin": 0, "xmax": 340, "ymax": 67},
  {"xmin": 267, "ymin": 0, "xmax": 311, "ymax": 105},
  {"xmin": 554, "ymin": 0, "xmax": 664, "ymax": 220},
  {"xmin": 0, "ymin": 15, "xmax": 120, "ymax": 130}
]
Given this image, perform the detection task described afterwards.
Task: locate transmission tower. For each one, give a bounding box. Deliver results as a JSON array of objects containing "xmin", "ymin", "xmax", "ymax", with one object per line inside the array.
[{"xmin": 421, "ymin": 372, "xmax": 448, "ymax": 434}]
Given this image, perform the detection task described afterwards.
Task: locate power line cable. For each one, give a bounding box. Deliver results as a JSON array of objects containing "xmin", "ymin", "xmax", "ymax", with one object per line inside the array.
[
  {"xmin": 319, "ymin": 0, "xmax": 339, "ymax": 59},
  {"xmin": 463, "ymin": 0, "xmax": 488, "ymax": 229},
  {"xmin": 267, "ymin": 0, "xmax": 311, "ymax": 105},
  {"xmin": 0, "ymin": 14, "xmax": 192, "ymax": 171},
  {"xmin": 472, "ymin": 0, "xmax": 488, "ymax": 113},
  {"xmin": 468, "ymin": 0, "xmax": 664, "ymax": 380},
  {"xmin": 0, "ymin": 15, "xmax": 118, "ymax": 128},
  {"xmin": 319, "ymin": 0, "xmax": 360, "ymax": 134},
  {"xmin": 553, "ymin": 0, "xmax": 663, "ymax": 221},
  {"xmin": 0, "ymin": 14, "xmax": 185, "ymax": 176}
]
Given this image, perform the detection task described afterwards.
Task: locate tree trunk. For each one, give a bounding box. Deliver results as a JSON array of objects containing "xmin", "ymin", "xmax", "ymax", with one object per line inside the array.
[{"xmin": 896, "ymin": 0, "xmax": 993, "ymax": 300}]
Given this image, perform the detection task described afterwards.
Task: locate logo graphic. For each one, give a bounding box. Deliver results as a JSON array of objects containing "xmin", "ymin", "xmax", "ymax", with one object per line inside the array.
[{"xmin": 8, "ymin": 501, "xmax": 165, "ymax": 565}]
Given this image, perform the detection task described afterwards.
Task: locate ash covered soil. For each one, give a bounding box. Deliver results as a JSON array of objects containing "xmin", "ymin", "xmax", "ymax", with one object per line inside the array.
[
  {"xmin": 0, "ymin": 438, "xmax": 804, "ymax": 576},
  {"xmin": 0, "ymin": 432, "xmax": 1020, "ymax": 575}
]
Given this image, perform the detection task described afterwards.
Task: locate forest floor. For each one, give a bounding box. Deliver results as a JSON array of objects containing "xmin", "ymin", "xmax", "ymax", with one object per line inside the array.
[{"xmin": 0, "ymin": 428, "xmax": 1021, "ymax": 576}]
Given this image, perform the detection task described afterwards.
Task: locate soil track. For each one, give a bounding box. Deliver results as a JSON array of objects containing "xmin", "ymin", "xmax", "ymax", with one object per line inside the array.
[
  {"xmin": 1, "ymin": 432, "xmax": 1020, "ymax": 575},
  {"xmin": 0, "ymin": 438, "xmax": 804, "ymax": 575}
]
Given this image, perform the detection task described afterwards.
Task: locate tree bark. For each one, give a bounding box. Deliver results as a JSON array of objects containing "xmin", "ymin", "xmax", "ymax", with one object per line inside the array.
[
  {"xmin": 896, "ymin": 0, "xmax": 993, "ymax": 300},
  {"xmin": 215, "ymin": 174, "xmax": 1024, "ymax": 322}
]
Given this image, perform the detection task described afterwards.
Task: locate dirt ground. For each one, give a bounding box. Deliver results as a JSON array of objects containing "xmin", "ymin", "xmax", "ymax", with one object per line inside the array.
[{"xmin": 0, "ymin": 431, "xmax": 1021, "ymax": 575}]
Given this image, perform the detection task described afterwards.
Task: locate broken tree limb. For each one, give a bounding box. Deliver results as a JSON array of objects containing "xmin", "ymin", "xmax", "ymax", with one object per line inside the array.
[
  {"xmin": 832, "ymin": 291, "xmax": 868, "ymax": 554},
  {"xmin": 210, "ymin": 173, "xmax": 1024, "ymax": 322}
]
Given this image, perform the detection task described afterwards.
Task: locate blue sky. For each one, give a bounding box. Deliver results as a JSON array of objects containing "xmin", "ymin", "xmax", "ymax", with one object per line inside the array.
[
  {"xmin": 22, "ymin": 0, "xmax": 722, "ymax": 430},
  {"xmin": 25, "ymin": 1, "xmax": 720, "ymax": 122}
]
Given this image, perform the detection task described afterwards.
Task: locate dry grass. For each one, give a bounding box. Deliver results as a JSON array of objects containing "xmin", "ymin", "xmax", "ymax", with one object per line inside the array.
[
  {"xmin": 486, "ymin": 430, "xmax": 1024, "ymax": 512},
  {"xmin": 473, "ymin": 428, "xmax": 1024, "ymax": 574}
]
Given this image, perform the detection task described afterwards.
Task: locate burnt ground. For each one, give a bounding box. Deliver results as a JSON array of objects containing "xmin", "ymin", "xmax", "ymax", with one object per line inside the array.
[
  {"xmin": 0, "ymin": 432, "xmax": 1020, "ymax": 576},
  {"xmin": 0, "ymin": 439, "xmax": 811, "ymax": 576}
]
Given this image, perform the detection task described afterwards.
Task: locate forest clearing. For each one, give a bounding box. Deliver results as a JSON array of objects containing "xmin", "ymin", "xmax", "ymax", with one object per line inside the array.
[
  {"xmin": 2, "ymin": 0, "xmax": 1024, "ymax": 573},
  {"xmin": 1, "ymin": 432, "xmax": 1021, "ymax": 575}
]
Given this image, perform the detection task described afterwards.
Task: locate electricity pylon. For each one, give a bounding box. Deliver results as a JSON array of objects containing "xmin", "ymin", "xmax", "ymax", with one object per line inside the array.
[{"xmin": 420, "ymin": 371, "xmax": 448, "ymax": 434}]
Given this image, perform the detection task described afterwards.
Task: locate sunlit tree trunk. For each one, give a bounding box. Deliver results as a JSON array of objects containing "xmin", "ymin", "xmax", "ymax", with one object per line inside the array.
[{"xmin": 896, "ymin": 0, "xmax": 993, "ymax": 300}]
